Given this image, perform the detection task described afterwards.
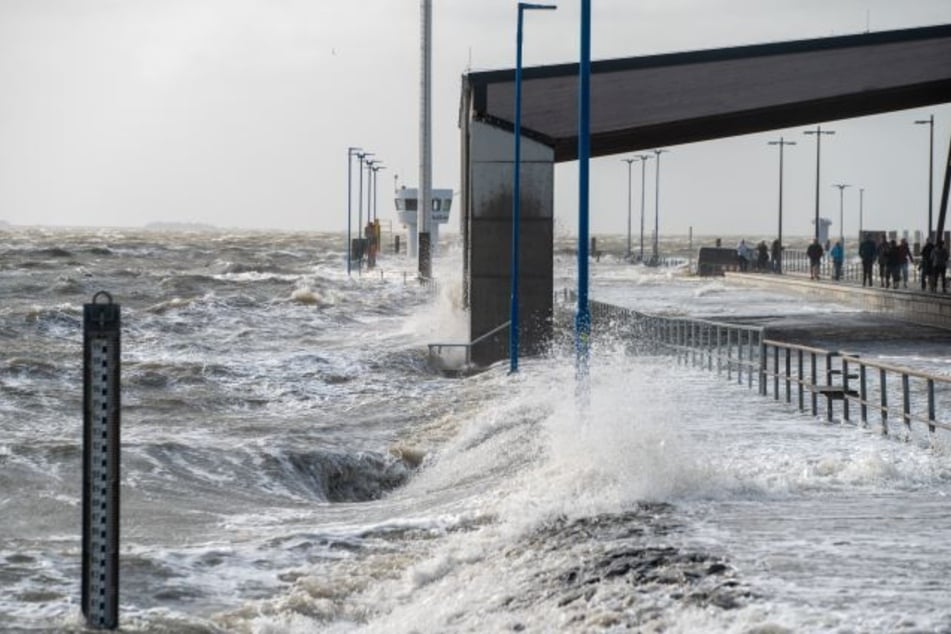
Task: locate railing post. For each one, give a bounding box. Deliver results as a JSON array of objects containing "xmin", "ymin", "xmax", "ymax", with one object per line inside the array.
[
  {"xmin": 691, "ymin": 321, "xmax": 697, "ymax": 367},
  {"xmin": 798, "ymin": 349, "xmax": 804, "ymax": 412},
  {"xmin": 842, "ymin": 358, "xmax": 851, "ymax": 423},
  {"xmin": 902, "ymin": 373, "xmax": 911, "ymax": 438},
  {"xmin": 773, "ymin": 346, "xmax": 779, "ymax": 400},
  {"xmin": 685, "ymin": 321, "xmax": 691, "ymax": 366},
  {"xmin": 708, "ymin": 324, "xmax": 713, "ymax": 372},
  {"xmin": 860, "ymin": 364, "xmax": 868, "ymax": 426},
  {"xmin": 678, "ymin": 320, "xmax": 683, "ymax": 363},
  {"xmin": 928, "ymin": 378, "xmax": 936, "ymax": 434},
  {"xmin": 785, "ymin": 348, "xmax": 792, "ymax": 404},
  {"xmin": 747, "ymin": 331, "xmax": 754, "ymax": 390},
  {"xmin": 736, "ymin": 330, "xmax": 742, "ymax": 385},
  {"xmin": 759, "ymin": 337, "xmax": 767, "ymax": 396},
  {"xmin": 810, "ymin": 352, "xmax": 818, "ymax": 417},
  {"xmin": 717, "ymin": 326, "xmax": 722, "ymax": 376},
  {"xmin": 880, "ymin": 368, "xmax": 889, "ymax": 436},
  {"xmin": 727, "ymin": 329, "xmax": 733, "ymax": 382},
  {"xmin": 674, "ymin": 321, "xmax": 680, "ymax": 365},
  {"xmin": 825, "ymin": 353, "xmax": 835, "ymax": 422}
]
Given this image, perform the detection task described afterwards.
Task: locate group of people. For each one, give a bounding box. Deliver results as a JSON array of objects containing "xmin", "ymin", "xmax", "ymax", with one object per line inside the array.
[
  {"xmin": 801, "ymin": 233, "xmax": 949, "ymax": 292},
  {"xmin": 917, "ymin": 237, "xmax": 949, "ymax": 292},
  {"xmin": 737, "ymin": 232, "xmax": 949, "ymax": 292},
  {"xmin": 855, "ymin": 235, "xmax": 913, "ymax": 288},
  {"xmin": 362, "ymin": 219, "xmax": 381, "ymax": 268},
  {"xmin": 858, "ymin": 234, "xmax": 950, "ymax": 291},
  {"xmin": 736, "ymin": 239, "xmax": 783, "ymax": 273}
]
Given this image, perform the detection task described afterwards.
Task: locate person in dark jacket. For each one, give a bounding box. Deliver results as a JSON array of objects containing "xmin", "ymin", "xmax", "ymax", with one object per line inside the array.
[
  {"xmin": 806, "ymin": 239, "xmax": 824, "ymax": 280},
  {"xmin": 898, "ymin": 238, "xmax": 913, "ymax": 289},
  {"xmin": 920, "ymin": 237, "xmax": 934, "ymax": 291},
  {"xmin": 858, "ymin": 234, "xmax": 877, "ymax": 287},
  {"xmin": 931, "ymin": 241, "xmax": 949, "ymax": 293},
  {"xmin": 756, "ymin": 241, "xmax": 769, "ymax": 271},
  {"xmin": 887, "ymin": 239, "xmax": 902, "ymax": 289},
  {"xmin": 876, "ymin": 235, "xmax": 890, "ymax": 288}
]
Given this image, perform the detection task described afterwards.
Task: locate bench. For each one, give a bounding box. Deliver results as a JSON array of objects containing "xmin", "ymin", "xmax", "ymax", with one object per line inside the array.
[{"xmin": 815, "ymin": 386, "xmax": 859, "ymax": 400}]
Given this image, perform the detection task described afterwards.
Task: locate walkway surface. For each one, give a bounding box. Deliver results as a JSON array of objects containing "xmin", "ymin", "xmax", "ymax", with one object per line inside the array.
[{"xmin": 712, "ymin": 270, "xmax": 951, "ymax": 351}]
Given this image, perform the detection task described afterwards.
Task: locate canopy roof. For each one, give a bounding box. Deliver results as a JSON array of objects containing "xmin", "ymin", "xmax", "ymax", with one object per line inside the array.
[{"xmin": 463, "ymin": 24, "xmax": 951, "ymax": 162}]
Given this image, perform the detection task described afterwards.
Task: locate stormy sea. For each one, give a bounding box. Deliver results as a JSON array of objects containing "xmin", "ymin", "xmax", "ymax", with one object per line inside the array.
[{"xmin": 2, "ymin": 227, "xmax": 951, "ymax": 632}]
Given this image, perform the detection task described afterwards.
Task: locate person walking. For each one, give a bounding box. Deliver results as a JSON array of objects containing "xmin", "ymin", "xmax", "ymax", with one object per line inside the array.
[
  {"xmin": 876, "ymin": 235, "xmax": 890, "ymax": 288},
  {"xmin": 830, "ymin": 241, "xmax": 844, "ymax": 281},
  {"xmin": 898, "ymin": 238, "xmax": 912, "ymax": 289},
  {"xmin": 756, "ymin": 241, "xmax": 769, "ymax": 271},
  {"xmin": 920, "ymin": 237, "xmax": 934, "ymax": 291},
  {"xmin": 887, "ymin": 239, "xmax": 902, "ymax": 289},
  {"xmin": 736, "ymin": 239, "xmax": 751, "ymax": 272},
  {"xmin": 364, "ymin": 220, "xmax": 375, "ymax": 269},
  {"xmin": 806, "ymin": 238, "xmax": 824, "ymax": 280},
  {"xmin": 771, "ymin": 238, "xmax": 782, "ymax": 273},
  {"xmin": 859, "ymin": 233, "xmax": 877, "ymax": 287},
  {"xmin": 931, "ymin": 240, "xmax": 949, "ymax": 293}
]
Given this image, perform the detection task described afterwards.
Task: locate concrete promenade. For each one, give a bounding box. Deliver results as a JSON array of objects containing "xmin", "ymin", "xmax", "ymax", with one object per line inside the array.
[{"xmin": 722, "ymin": 270, "xmax": 951, "ymax": 349}]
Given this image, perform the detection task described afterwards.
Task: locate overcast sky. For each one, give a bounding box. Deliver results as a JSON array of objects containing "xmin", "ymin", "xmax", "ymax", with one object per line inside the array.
[{"xmin": 1, "ymin": 1, "xmax": 950, "ymax": 237}]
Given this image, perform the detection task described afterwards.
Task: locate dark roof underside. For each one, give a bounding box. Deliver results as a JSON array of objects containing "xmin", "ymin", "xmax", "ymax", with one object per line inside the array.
[{"xmin": 464, "ymin": 24, "xmax": 951, "ymax": 163}]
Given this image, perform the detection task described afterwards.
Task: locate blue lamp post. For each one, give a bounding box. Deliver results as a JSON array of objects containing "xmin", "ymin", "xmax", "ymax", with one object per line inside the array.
[
  {"xmin": 510, "ymin": 1, "xmax": 556, "ymax": 374},
  {"xmin": 346, "ymin": 147, "xmax": 362, "ymax": 275},
  {"xmin": 576, "ymin": 0, "xmax": 591, "ymax": 380}
]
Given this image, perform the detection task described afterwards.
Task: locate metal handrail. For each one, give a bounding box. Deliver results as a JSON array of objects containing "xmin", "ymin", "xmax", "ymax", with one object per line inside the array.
[
  {"xmin": 428, "ymin": 320, "xmax": 511, "ymax": 369},
  {"xmin": 588, "ymin": 298, "xmax": 951, "ymax": 441},
  {"xmin": 761, "ymin": 339, "xmax": 951, "ymax": 436}
]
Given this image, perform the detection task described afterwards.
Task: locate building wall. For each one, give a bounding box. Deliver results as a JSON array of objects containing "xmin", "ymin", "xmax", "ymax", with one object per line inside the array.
[{"xmin": 465, "ymin": 120, "xmax": 555, "ymax": 366}]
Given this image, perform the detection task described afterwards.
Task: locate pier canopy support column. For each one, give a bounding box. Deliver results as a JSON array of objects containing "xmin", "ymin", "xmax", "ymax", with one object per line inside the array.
[{"xmin": 465, "ymin": 120, "xmax": 554, "ymax": 366}]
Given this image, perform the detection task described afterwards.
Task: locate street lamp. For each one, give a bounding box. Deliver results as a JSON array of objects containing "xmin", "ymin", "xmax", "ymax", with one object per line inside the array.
[
  {"xmin": 619, "ymin": 155, "xmax": 651, "ymax": 262},
  {"xmin": 859, "ymin": 187, "xmax": 865, "ymax": 237},
  {"xmin": 803, "ymin": 126, "xmax": 835, "ymax": 243},
  {"xmin": 635, "ymin": 154, "xmax": 652, "ymax": 261},
  {"xmin": 510, "ymin": 1, "xmax": 556, "ymax": 374},
  {"xmin": 371, "ymin": 164, "xmax": 385, "ymax": 221},
  {"xmin": 831, "ymin": 183, "xmax": 851, "ymax": 248},
  {"xmin": 767, "ymin": 137, "xmax": 795, "ymax": 273},
  {"xmin": 621, "ymin": 158, "xmax": 636, "ymax": 259},
  {"xmin": 365, "ymin": 158, "xmax": 378, "ymax": 225},
  {"xmin": 915, "ymin": 114, "xmax": 935, "ymax": 239},
  {"xmin": 652, "ymin": 148, "xmax": 669, "ymax": 264},
  {"xmin": 346, "ymin": 146, "xmax": 363, "ymax": 276},
  {"xmin": 355, "ymin": 151, "xmax": 374, "ymax": 270}
]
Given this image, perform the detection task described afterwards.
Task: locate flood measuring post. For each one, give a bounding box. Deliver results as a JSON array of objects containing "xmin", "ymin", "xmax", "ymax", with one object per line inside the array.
[{"xmin": 82, "ymin": 291, "xmax": 121, "ymax": 630}]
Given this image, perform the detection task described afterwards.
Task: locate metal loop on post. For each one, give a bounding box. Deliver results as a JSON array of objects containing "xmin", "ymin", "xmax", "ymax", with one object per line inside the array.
[{"xmin": 91, "ymin": 291, "xmax": 114, "ymax": 305}]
